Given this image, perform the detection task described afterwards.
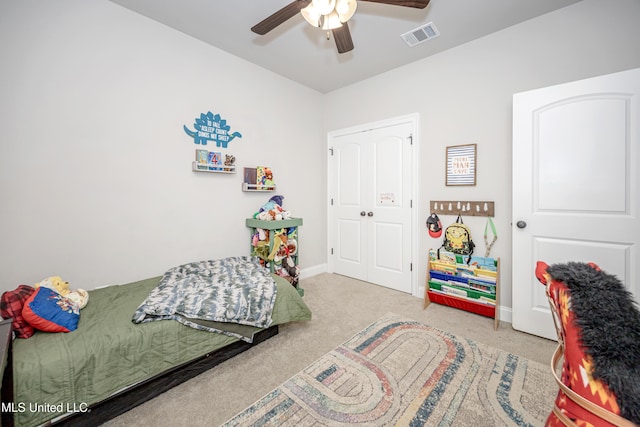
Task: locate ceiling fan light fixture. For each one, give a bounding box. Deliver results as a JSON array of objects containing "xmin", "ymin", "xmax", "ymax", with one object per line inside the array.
[
  {"xmin": 312, "ymin": 0, "xmax": 337, "ymax": 16},
  {"xmin": 254, "ymin": 0, "xmax": 431, "ymax": 54},
  {"xmin": 321, "ymin": 10, "xmax": 343, "ymax": 30},
  {"xmin": 302, "ymin": 0, "xmax": 354, "ymax": 30},
  {"xmin": 336, "ymin": 0, "xmax": 357, "ymax": 23},
  {"xmin": 301, "ymin": 4, "xmax": 322, "ymax": 27}
]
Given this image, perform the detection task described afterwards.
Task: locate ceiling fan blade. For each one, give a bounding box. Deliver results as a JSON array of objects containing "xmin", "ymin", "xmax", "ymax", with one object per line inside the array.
[
  {"xmin": 332, "ymin": 24, "xmax": 354, "ymax": 54},
  {"xmin": 359, "ymin": 0, "xmax": 430, "ymax": 9},
  {"xmin": 251, "ymin": 0, "xmax": 310, "ymax": 35}
]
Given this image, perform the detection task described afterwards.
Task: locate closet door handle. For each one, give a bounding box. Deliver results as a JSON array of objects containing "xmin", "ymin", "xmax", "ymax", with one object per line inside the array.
[
  {"xmin": 360, "ymin": 211, "xmax": 366, "ymax": 216},
  {"xmin": 367, "ymin": 212, "xmax": 374, "ymax": 217}
]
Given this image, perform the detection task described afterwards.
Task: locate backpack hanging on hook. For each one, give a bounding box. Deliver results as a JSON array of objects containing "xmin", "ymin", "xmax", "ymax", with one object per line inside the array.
[{"xmin": 439, "ymin": 214, "xmax": 475, "ymax": 263}]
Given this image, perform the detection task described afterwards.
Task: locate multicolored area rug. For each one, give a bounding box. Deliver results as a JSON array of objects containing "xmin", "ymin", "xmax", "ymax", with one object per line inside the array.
[{"xmin": 222, "ymin": 313, "xmax": 557, "ymax": 426}]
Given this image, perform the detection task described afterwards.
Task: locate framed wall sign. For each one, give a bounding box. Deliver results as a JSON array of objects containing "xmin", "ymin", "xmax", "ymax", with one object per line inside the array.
[{"xmin": 446, "ymin": 143, "xmax": 476, "ymax": 186}]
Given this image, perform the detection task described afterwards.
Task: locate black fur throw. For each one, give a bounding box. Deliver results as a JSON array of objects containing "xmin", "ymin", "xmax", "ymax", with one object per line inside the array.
[{"xmin": 546, "ymin": 262, "xmax": 640, "ymax": 424}]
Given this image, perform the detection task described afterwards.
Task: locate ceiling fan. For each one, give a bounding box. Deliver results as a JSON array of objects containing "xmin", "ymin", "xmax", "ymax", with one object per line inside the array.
[{"xmin": 251, "ymin": 0, "xmax": 431, "ymax": 54}]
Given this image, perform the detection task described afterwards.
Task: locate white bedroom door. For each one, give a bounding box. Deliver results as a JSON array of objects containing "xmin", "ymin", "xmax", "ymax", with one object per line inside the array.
[
  {"xmin": 512, "ymin": 67, "xmax": 640, "ymax": 340},
  {"xmin": 329, "ymin": 120, "xmax": 414, "ymax": 293}
]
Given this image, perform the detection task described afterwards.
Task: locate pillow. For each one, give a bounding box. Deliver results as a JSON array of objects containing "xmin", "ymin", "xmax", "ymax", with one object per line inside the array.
[
  {"xmin": 0, "ymin": 285, "xmax": 36, "ymax": 338},
  {"xmin": 22, "ymin": 287, "xmax": 80, "ymax": 333}
]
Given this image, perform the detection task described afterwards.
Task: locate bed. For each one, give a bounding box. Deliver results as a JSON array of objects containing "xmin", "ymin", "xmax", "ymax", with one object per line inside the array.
[{"xmin": 0, "ymin": 257, "xmax": 312, "ymax": 427}]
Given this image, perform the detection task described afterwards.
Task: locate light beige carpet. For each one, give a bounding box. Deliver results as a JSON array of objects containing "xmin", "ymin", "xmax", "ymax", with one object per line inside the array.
[{"xmin": 104, "ymin": 273, "xmax": 558, "ymax": 427}]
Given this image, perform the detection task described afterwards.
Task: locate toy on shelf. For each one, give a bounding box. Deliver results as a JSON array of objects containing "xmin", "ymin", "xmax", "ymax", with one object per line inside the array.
[
  {"xmin": 1, "ymin": 276, "xmax": 91, "ymax": 337},
  {"xmin": 248, "ymin": 220, "xmax": 302, "ymax": 290},
  {"xmin": 34, "ymin": 276, "xmax": 89, "ymax": 310},
  {"xmin": 224, "ymin": 154, "xmax": 236, "ymax": 172},
  {"xmin": 253, "ymin": 195, "xmax": 291, "ymax": 221}
]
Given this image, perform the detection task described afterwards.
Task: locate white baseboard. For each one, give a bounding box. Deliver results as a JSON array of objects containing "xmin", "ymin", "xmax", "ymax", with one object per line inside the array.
[
  {"xmin": 300, "ymin": 263, "xmax": 327, "ymax": 280},
  {"xmin": 498, "ymin": 305, "xmax": 513, "ymax": 324}
]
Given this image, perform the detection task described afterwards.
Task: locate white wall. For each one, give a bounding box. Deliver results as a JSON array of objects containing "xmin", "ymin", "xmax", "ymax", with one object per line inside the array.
[
  {"xmin": 323, "ymin": 0, "xmax": 640, "ymax": 318},
  {"xmin": 0, "ymin": 1, "xmax": 325, "ymax": 291},
  {"xmin": 2, "ymin": 0, "xmax": 639, "ymax": 314}
]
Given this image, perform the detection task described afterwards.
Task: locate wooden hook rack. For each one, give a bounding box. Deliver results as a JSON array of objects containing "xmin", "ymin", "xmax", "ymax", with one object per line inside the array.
[{"xmin": 430, "ymin": 200, "xmax": 495, "ymax": 217}]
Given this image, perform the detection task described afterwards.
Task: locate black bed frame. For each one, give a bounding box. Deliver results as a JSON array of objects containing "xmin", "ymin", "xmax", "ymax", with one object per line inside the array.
[{"xmin": 0, "ymin": 324, "xmax": 278, "ymax": 426}]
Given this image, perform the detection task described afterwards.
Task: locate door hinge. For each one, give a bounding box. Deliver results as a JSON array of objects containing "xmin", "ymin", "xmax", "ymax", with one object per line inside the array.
[
  {"xmin": 408, "ymin": 134, "xmax": 413, "ymax": 145},
  {"xmin": 331, "ymin": 248, "xmax": 334, "ymax": 255},
  {"xmin": 329, "ymin": 147, "xmax": 334, "ymax": 156},
  {"xmin": 410, "ymin": 199, "xmax": 413, "ymax": 208},
  {"xmin": 331, "ymin": 198, "xmax": 334, "ymax": 206},
  {"xmin": 410, "ymin": 262, "xmax": 413, "ymax": 271}
]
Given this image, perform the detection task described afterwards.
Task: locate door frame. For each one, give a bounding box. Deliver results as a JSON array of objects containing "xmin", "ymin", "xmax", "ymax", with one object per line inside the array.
[{"xmin": 326, "ymin": 113, "xmax": 420, "ymax": 297}]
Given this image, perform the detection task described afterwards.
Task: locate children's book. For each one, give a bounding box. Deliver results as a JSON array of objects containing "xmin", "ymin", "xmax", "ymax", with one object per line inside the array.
[
  {"xmin": 208, "ymin": 151, "xmax": 223, "ymax": 171},
  {"xmin": 195, "ymin": 149, "xmax": 209, "ymax": 170},
  {"xmin": 460, "ymin": 255, "xmax": 497, "ymax": 271},
  {"xmin": 196, "ymin": 149, "xmax": 208, "ymax": 164},
  {"xmin": 256, "ymin": 166, "xmax": 266, "ymax": 187},
  {"xmin": 256, "ymin": 166, "xmax": 275, "ymax": 189},
  {"xmin": 244, "ymin": 167, "xmax": 257, "ymax": 185},
  {"xmin": 467, "ymin": 278, "xmax": 496, "ymax": 294},
  {"xmin": 437, "ymin": 250, "xmax": 457, "ymax": 265}
]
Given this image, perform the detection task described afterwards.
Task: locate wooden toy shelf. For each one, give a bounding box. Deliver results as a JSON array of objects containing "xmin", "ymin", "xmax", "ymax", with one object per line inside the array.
[{"xmin": 423, "ymin": 251, "xmax": 500, "ymax": 330}]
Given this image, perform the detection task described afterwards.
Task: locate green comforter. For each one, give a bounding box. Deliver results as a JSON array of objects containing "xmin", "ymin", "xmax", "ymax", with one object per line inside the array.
[{"xmin": 12, "ymin": 274, "xmax": 311, "ymax": 427}]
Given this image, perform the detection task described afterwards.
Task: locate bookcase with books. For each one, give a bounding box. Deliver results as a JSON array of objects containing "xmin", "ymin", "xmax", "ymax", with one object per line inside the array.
[{"xmin": 423, "ymin": 249, "xmax": 500, "ymax": 330}]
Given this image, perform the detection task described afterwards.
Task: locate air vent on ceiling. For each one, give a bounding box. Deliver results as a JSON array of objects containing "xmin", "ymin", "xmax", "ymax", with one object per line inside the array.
[{"xmin": 401, "ymin": 22, "xmax": 440, "ymax": 47}]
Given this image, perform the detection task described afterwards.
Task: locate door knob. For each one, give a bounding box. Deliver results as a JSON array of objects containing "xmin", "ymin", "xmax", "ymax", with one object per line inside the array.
[
  {"xmin": 516, "ymin": 220, "xmax": 527, "ymax": 229},
  {"xmin": 367, "ymin": 212, "xmax": 374, "ymax": 217},
  {"xmin": 360, "ymin": 211, "xmax": 366, "ymax": 216}
]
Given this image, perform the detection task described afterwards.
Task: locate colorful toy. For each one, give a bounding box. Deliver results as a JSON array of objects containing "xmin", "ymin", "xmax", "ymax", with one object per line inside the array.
[
  {"xmin": 258, "ymin": 195, "xmax": 284, "ymax": 213},
  {"xmin": 35, "ymin": 276, "xmax": 89, "ymax": 309},
  {"xmin": 224, "ymin": 154, "xmax": 236, "ymax": 172},
  {"xmin": 254, "ymin": 195, "xmax": 291, "ymax": 221}
]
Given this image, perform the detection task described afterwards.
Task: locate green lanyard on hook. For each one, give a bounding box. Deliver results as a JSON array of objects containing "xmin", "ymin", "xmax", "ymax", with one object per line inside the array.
[{"xmin": 484, "ymin": 217, "xmax": 497, "ymax": 257}]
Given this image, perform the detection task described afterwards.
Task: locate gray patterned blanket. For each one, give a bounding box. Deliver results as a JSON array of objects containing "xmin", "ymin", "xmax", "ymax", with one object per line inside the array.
[{"xmin": 132, "ymin": 256, "xmax": 277, "ymax": 342}]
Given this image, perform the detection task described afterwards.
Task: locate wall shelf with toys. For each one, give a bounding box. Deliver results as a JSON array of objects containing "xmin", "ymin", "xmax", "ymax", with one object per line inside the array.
[
  {"xmin": 246, "ymin": 217, "xmax": 303, "ymax": 296},
  {"xmin": 193, "ymin": 149, "xmax": 236, "ymax": 174},
  {"xmin": 242, "ymin": 166, "xmax": 276, "ymax": 192},
  {"xmin": 423, "ymin": 249, "xmax": 500, "ymax": 330}
]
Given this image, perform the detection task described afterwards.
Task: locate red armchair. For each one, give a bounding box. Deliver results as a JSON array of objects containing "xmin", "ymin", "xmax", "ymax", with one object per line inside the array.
[{"xmin": 535, "ymin": 261, "xmax": 639, "ymax": 427}]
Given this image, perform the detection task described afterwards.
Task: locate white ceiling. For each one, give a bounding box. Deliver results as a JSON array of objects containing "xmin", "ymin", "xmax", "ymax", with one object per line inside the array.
[{"xmin": 109, "ymin": 0, "xmax": 582, "ymax": 93}]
